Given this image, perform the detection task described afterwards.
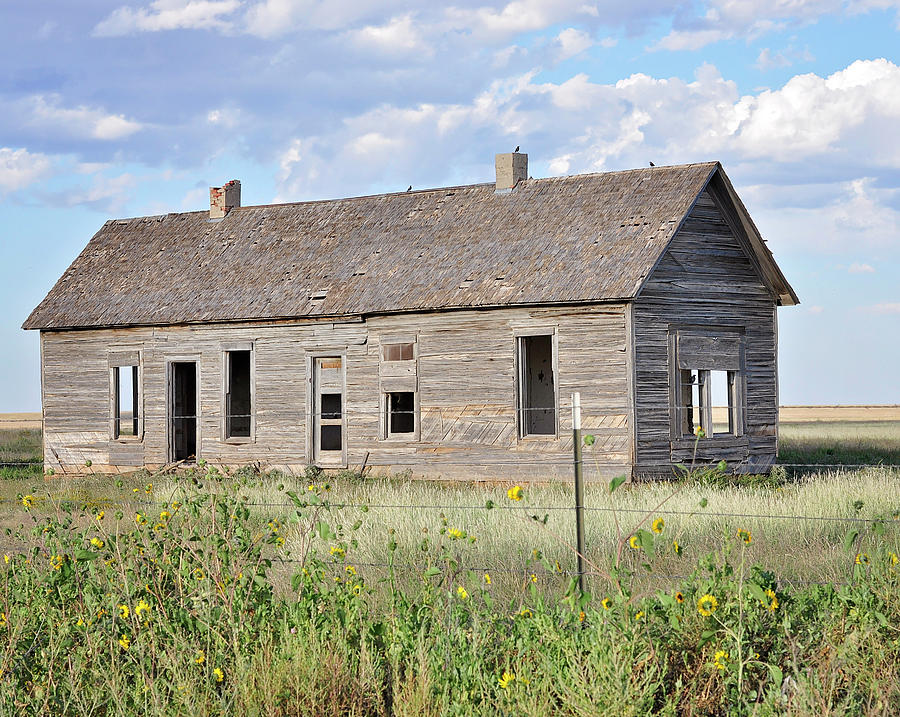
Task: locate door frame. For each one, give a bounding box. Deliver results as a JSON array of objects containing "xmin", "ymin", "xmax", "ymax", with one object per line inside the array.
[
  {"xmin": 167, "ymin": 358, "xmax": 201, "ymax": 463},
  {"xmin": 306, "ymin": 351, "xmax": 347, "ymax": 468}
]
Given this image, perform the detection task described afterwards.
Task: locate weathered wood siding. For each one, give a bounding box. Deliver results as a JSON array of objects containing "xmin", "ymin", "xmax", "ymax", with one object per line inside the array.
[
  {"xmin": 41, "ymin": 304, "xmax": 631, "ymax": 481},
  {"xmin": 632, "ymin": 187, "xmax": 779, "ymax": 477}
]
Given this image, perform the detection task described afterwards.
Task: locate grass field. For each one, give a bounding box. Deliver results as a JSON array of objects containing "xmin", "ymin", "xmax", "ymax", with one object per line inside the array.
[
  {"xmin": 0, "ymin": 411, "xmax": 898, "ymax": 714},
  {"xmin": 2, "ymin": 417, "xmax": 899, "ymax": 589}
]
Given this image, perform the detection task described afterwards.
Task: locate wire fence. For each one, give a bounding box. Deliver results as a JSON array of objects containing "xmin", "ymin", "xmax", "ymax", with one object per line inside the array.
[
  {"xmin": 1, "ymin": 482, "xmax": 895, "ymax": 592},
  {"xmin": 3, "ymin": 398, "xmax": 899, "ymax": 593},
  {"xmin": 1, "ymin": 493, "xmax": 898, "ymax": 526}
]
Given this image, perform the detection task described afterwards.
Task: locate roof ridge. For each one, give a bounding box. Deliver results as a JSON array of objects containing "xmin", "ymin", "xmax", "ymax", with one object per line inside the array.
[{"xmin": 103, "ymin": 161, "xmax": 721, "ymax": 224}]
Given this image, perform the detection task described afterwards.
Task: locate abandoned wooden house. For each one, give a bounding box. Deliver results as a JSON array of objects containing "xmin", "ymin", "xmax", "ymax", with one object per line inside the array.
[{"xmin": 24, "ymin": 154, "xmax": 798, "ymax": 480}]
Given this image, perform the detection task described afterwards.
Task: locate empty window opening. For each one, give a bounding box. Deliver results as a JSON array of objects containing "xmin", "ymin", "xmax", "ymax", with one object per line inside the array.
[
  {"xmin": 679, "ymin": 368, "xmax": 739, "ymax": 437},
  {"xmin": 321, "ymin": 393, "xmax": 342, "ymax": 420},
  {"xmin": 383, "ymin": 343, "xmax": 414, "ymax": 361},
  {"xmin": 711, "ymin": 370, "xmax": 736, "ymax": 436},
  {"xmin": 320, "ymin": 424, "xmax": 342, "ymax": 451},
  {"xmin": 172, "ymin": 362, "xmax": 197, "ymax": 461},
  {"xmin": 518, "ymin": 334, "xmax": 556, "ymax": 437},
  {"xmin": 387, "ymin": 392, "xmax": 415, "ymax": 435},
  {"xmin": 225, "ymin": 350, "xmax": 252, "ymax": 438},
  {"xmin": 679, "ymin": 369, "xmax": 704, "ymax": 437},
  {"xmin": 114, "ymin": 365, "xmax": 139, "ymax": 438}
]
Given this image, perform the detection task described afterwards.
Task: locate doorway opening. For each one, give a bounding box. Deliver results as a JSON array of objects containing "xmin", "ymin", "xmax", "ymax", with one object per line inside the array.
[
  {"xmin": 517, "ymin": 334, "xmax": 556, "ymax": 436},
  {"xmin": 312, "ymin": 357, "xmax": 345, "ymax": 465},
  {"xmin": 171, "ymin": 362, "xmax": 197, "ymax": 462}
]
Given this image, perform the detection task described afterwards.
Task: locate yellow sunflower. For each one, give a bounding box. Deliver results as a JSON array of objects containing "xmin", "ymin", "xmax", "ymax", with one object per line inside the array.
[{"xmin": 697, "ymin": 594, "xmax": 718, "ymax": 616}]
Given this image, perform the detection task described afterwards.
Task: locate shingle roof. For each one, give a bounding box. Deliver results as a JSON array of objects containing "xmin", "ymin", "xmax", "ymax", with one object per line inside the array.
[{"xmin": 26, "ymin": 162, "xmax": 730, "ymax": 330}]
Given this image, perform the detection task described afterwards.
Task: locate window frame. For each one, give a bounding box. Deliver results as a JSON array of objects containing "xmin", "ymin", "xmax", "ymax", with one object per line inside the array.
[
  {"xmin": 221, "ymin": 342, "xmax": 256, "ymax": 444},
  {"xmin": 306, "ymin": 349, "xmax": 349, "ymax": 468},
  {"xmin": 108, "ymin": 351, "xmax": 143, "ymax": 442},
  {"xmin": 379, "ymin": 334, "xmax": 419, "ymax": 442},
  {"xmin": 669, "ymin": 327, "xmax": 745, "ymax": 442},
  {"xmin": 382, "ymin": 342, "xmax": 416, "ymax": 362},
  {"xmin": 383, "ymin": 390, "xmax": 419, "ymax": 440},
  {"xmin": 513, "ymin": 328, "xmax": 559, "ymax": 440}
]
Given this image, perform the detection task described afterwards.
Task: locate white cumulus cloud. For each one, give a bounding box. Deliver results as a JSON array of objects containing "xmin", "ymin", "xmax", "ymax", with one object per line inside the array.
[
  {"xmin": 848, "ymin": 262, "xmax": 876, "ymax": 273},
  {"xmin": 94, "ymin": 0, "xmax": 240, "ymax": 36},
  {"xmin": 0, "ymin": 147, "xmax": 53, "ymax": 192},
  {"xmin": 26, "ymin": 95, "xmax": 142, "ymax": 141},
  {"xmin": 445, "ymin": 0, "xmax": 594, "ymax": 39},
  {"xmin": 270, "ymin": 57, "xmax": 900, "ymax": 260},
  {"xmin": 348, "ymin": 14, "xmax": 430, "ymax": 57},
  {"xmin": 554, "ymin": 27, "xmax": 594, "ymax": 61}
]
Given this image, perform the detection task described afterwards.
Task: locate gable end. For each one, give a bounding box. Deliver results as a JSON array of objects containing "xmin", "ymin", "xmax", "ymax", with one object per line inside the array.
[{"xmin": 634, "ymin": 165, "xmax": 798, "ymax": 306}]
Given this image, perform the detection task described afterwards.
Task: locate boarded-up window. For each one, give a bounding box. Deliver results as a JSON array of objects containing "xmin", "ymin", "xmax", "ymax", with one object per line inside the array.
[
  {"xmin": 114, "ymin": 365, "xmax": 139, "ymax": 438},
  {"xmin": 517, "ymin": 334, "xmax": 556, "ymax": 437},
  {"xmin": 225, "ymin": 350, "xmax": 252, "ymax": 438}
]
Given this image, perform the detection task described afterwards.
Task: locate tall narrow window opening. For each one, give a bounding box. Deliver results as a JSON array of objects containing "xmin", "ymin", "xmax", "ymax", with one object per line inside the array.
[
  {"xmin": 225, "ymin": 350, "xmax": 252, "ymax": 438},
  {"xmin": 114, "ymin": 365, "xmax": 139, "ymax": 438},
  {"xmin": 517, "ymin": 334, "xmax": 556, "ymax": 437},
  {"xmin": 679, "ymin": 368, "xmax": 704, "ymax": 437},
  {"xmin": 709, "ymin": 370, "xmax": 735, "ymax": 435},
  {"xmin": 379, "ymin": 336, "xmax": 418, "ymax": 441}
]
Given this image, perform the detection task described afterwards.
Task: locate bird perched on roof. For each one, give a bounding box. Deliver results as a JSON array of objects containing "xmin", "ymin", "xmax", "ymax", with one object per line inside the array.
[
  {"xmin": 407, "ymin": 185, "xmax": 412, "ymax": 192},
  {"xmin": 514, "ymin": 145, "xmax": 520, "ymax": 153},
  {"xmin": 649, "ymin": 161, "xmax": 655, "ymax": 167}
]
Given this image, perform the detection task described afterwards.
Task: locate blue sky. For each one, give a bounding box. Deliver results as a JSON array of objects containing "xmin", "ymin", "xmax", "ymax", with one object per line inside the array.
[{"xmin": 2, "ymin": 0, "xmax": 899, "ymax": 411}]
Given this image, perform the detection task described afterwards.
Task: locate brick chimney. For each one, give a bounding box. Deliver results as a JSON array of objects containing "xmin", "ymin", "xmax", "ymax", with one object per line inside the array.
[
  {"xmin": 209, "ymin": 180, "xmax": 241, "ymax": 218},
  {"xmin": 495, "ymin": 152, "xmax": 527, "ymax": 190}
]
